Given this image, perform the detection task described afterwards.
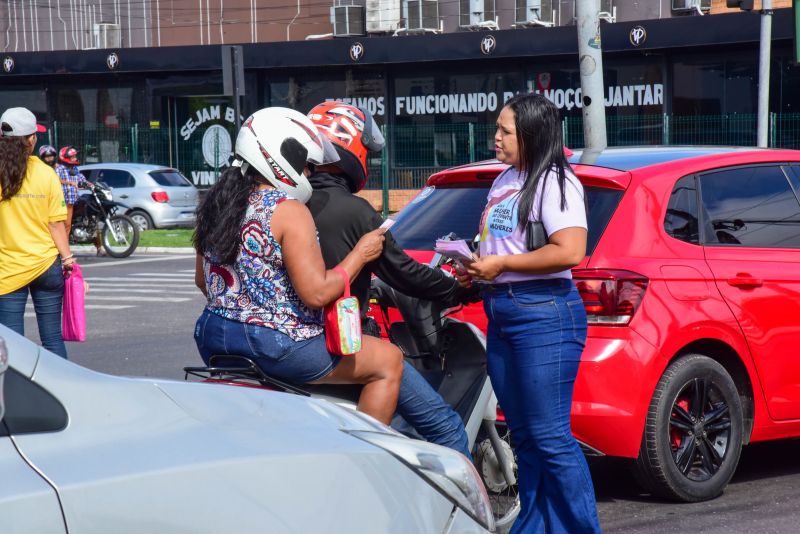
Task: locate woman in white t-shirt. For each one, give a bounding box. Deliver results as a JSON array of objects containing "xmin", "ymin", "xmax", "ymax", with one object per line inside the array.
[{"xmin": 460, "ymin": 93, "xmax": 601, "ymax": 534}]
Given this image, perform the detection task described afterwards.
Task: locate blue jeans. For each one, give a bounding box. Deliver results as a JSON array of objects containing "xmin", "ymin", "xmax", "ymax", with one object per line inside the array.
[
  {"xmin": 195, "ymin": 309, "xmax": 470, "ymax": 457},
  {"xmin": 0, "ymin": 258, "xmax": 67, "ymax": 359},
  {"xmin": 483, "ymin": 279, "xmax": 601, "ymax": 534},
  {"xmin": 394, "ymin": 360, "xmax": 471, "ymax": 458},
  {"xmin": 195, "ymin": 309, "xmax": 341, "ymax": 383}
]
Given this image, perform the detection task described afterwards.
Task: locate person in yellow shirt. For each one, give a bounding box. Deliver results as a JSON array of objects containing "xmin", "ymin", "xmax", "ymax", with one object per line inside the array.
[{"xmin": 0, "ymin": 107, "xmax": 76, "ymax": 359}]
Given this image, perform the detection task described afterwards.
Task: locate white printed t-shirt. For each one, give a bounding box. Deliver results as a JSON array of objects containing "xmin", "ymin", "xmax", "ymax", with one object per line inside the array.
[{"xmin": 478, "ymin": 166, "xmax": 586, "ymax": 284}]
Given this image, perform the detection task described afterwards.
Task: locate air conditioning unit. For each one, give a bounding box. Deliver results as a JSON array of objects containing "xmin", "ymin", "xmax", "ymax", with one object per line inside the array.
[
  {"xmin": 404, "ymin": 0, "xmax": 440, "ymax": 32},
  {"xmin": 366, "ymin": 0, "xmax": 401, "ymax": 32},
  {"xmin": 599, "ymin": 0, "xmax": 615, "ymax": 22},
  {"xmin": 94, "ymin": 22, "xmax": 121, "ymax": 49},
  {"xmin": 672, "ymin": 0, "xmax": 711, "ymax": 12},
  {"xmin": 460, "ymin": 0, "xmax": 496, "ymax": 27},
  {"xmin": 515, "ymin": 0, "xmax": 554, "ymax": 26},
  {"xmin": 331, "ymin": 4, "xmax": 366, "ymax": 36}
]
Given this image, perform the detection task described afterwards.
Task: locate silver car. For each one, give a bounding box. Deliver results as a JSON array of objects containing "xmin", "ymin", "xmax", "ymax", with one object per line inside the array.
[
  {"xmin": 0, "ymin": 326, "xmax": 494, "ymax": 534},
  {"xmin": 79, "ymin": 163, "xmax": 198, "ymax": 231}
]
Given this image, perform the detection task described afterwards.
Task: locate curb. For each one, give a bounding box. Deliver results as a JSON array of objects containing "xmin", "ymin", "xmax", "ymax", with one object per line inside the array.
[{"xmin": 71, "ymin": 246, "xmax": 195, "ymax": 255}]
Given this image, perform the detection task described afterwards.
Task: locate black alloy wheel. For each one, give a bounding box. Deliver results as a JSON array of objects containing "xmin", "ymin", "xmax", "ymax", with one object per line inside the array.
[
  {"xmin": 669, "ymin": 376, "xmax": 732, "ymax": 482},
  {"xmin": 635, "ymin": 354, "xmax": 743, "ymax": 502}
]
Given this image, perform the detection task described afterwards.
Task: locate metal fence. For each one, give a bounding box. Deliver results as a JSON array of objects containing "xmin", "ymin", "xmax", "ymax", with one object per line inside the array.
[{"xmin": 44, "ymin": 113, "xmax": 800, "ymax": 195}]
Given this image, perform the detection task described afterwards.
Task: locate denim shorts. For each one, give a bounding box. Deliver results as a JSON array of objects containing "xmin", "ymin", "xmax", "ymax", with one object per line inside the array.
[{"xmin": 194, "ymin": 309, "xmax": 341, "ymax": 384}]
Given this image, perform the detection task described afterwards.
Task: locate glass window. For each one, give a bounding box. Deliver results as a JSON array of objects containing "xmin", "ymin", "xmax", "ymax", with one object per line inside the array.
[
  {"xmin": 149, "ymin": 170, "xmax": 192, "ymax": 187},
  {"xmin": 664, "ymin": 175, "xmax": 700, "ymax": 244},
  {"xmin": 584, "ymin": 187, "xmax": 624, "ymax": 255},
  {"xmin": 391, "ymin": 186, "xmax": 491, "ymax": 250},
  {"xmin": 390, "ymin": 184, "xmax": 622, "ymax": 255},
  {"xmin": 0, "ymin": 89, "xmax": 47, "ymax": 117},
  {"xmin": 95, "ymin": 169, "xmax": 134, "ymax": 188},
  {"xmin": 699, "ymin": 166, "xmax": 800, "ymax": 248},
  {"xmin": 786, "ymin": 165, "xmax": 800, "ymax": 194},
  {"xmin": 2, "ymin": 369, "xmax": 67, "ymax": 435},
  {"xmin": 672, "ymin": 56, "xmax": 724, "ymax": 116}
]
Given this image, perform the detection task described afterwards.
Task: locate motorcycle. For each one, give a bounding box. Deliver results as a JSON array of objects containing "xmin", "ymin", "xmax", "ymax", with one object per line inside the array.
[
  {"xmin": 70, "ymin": 181, "xmax": 140, "ymax": 258},
  {"xmin": 184, "ymin": 256, "xmax": 521, "ymax": 532}
]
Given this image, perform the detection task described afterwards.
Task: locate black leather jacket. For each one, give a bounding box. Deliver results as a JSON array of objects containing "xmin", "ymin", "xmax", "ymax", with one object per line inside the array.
[{"xmin": 306, "ymin": 172, "xmax": 461, "ymax": 314}]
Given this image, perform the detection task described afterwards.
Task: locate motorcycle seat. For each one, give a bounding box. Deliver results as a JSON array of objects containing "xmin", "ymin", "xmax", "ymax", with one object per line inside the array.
[{"xmin": 185, "ymin": 355, "xmax": 362, "ymax": 404}]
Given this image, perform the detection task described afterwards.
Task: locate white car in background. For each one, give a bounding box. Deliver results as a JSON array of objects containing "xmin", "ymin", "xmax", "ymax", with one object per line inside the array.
[
  {"xmin": 0, "ymin": 325, "xmax": 493, "ymax": 533},
  {"xmin": 78, "ymin": 163, "xmax": 198, "ymax": 232}
]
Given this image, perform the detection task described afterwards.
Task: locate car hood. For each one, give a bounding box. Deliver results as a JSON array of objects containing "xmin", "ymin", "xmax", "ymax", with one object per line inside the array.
[{"xmin": 153, "ymin": 378, "xmax": 369, "ymax": 434}]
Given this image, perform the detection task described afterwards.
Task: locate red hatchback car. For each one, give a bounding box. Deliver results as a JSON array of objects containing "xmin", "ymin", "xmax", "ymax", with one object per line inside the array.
[{"xmin": 381, "ymin": 147, "xmax": 800, "ymax": 502}]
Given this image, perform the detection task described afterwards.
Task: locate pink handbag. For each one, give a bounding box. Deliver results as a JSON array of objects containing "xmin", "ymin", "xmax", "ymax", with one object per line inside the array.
[
  {"xmin": 323, "ymin": 266, "xmax": 362, "ymax": 356},
  {"xmin": 62, "ymin": 263, "xmax": 87, "ymax": 342}
]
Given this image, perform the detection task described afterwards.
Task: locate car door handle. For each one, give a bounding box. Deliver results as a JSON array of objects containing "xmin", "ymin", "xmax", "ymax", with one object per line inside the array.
[
  {"xmin": 727, "ymin": 274, "xmax": 763, "ymax": 288},
  {"xmin": 119, "ymin": 194, "xmax": 128, "ymax": 199}
]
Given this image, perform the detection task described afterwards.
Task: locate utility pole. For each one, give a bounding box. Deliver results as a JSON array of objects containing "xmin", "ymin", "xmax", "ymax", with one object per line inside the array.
[
  {"xmin": 757, "ymin": 0, "xmax": 772, "ymax": 148},
  {"xmin": 222, "ymin": 45, "xmax": 245, "ymax": 131},
  {"xmin": 575, "ymin": 0, "xmax": 608, "ymax": 162}
]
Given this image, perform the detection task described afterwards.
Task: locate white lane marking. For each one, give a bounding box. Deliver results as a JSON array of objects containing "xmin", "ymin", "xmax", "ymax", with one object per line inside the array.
[
  {"xmin": 85, "ymin": 285, "xmax": 198, "ymax": 292},
  {"xmin": 24, "ymin": 304, "xmax": 134, "ymax": 317},
  {"xmin": 78, "ymin": 255, "xmax": 191, "ymax": 268},
  {"xmin": 85, "ymin": 277, "xmax": 199, "ymax": 283},
  {"xmin": 135, "ymin": 273, "xmax": 195, "ymax": 277},
  {"xmin": 86, "ymin": 296, "xmax": 191, "ymax": 303},
  {"xmin": 84, "ymin": 288, "xmax": 200, "ymax": 295}
]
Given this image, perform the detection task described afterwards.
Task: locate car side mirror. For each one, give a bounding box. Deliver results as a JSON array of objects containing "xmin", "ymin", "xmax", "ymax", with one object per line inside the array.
[{"xmin": 0, "ymin": 338, "xmax": 8, "ymax": 423}]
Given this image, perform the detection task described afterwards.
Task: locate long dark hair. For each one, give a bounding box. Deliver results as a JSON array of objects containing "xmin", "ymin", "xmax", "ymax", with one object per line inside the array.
[
  {"xmin": 504, "ymin": 93, "xmax": 573, "ymax": 229},
  {"xmin": 193, "ymin": 166, "xmax": 260, "ymax": 264},
  {"xmin": 0, "ymin": 136, "xmax": 31, "ymax": 201}
]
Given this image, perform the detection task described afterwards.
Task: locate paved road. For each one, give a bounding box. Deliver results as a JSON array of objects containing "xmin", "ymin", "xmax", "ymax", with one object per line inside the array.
[
  {"xmin": 24, "ymin": 253, "xmax": 206, "ymax": 378},
  {"xmin": 20, "ymin": 254, "xmax": 800, "ymax": 533}
]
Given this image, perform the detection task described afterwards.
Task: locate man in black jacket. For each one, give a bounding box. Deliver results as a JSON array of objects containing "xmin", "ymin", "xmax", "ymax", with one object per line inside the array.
[{"xmin": 307, "ymin": 102, "xmax": 470, "ymax": 457}]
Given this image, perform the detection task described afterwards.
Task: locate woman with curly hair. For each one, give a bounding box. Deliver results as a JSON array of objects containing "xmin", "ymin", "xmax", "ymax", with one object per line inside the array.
[
  {"xmin": 193, "ymin": 107, "xmax": 403, "ymax": 425},
  {"xmin": 0, "ymin": 107, "xmax": 76, "ymax": 359}
]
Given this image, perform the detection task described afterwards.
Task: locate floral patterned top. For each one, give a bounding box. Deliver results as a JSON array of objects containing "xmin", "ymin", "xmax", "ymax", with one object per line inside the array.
[{"xmin": 203, "ymin": 189, "xmax": 323, "ymax": 341}]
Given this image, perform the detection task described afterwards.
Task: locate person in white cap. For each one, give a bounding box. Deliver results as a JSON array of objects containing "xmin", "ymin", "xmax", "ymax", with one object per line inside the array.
[{"xmin": 0, "ymin": 107, "xmax": 76, "ymax": 359}]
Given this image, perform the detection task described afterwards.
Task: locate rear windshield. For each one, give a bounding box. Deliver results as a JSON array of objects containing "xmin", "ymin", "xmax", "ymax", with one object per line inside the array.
[
  {"xmin": 149, "ymin": 170, "xmax": 192, "ymax": 187},
  {"xmin": 390, "ymin": 185, "xmax": 623, "ymax": 255}
]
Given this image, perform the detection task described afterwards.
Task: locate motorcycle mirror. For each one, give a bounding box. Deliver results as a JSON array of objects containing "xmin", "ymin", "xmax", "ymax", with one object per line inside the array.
[
  {"xmin": 0, "ymin": 338, "xmax": 9, "ymax": 423},
  {"xmin": 429, "ymin": 252, "xmax": 446, "ymax": 268},
  {"xmin": 470, "ymin": 233, "xmax": 480, "ymax": 252}
]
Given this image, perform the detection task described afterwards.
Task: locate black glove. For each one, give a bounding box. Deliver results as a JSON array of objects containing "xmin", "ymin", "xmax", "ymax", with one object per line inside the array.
[{"xmin": 455, "ymin": 284, "xmax": 483, "ymax": 305}]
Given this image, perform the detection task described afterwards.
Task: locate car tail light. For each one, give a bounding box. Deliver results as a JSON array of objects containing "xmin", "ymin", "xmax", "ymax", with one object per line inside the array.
[
  {"xmin": 573, "ymin": 269, "xmax": 648, "ymax": 326},
  {"xmin": 151, "ymin": 191, "xmax": 169, "ymax": 203}
]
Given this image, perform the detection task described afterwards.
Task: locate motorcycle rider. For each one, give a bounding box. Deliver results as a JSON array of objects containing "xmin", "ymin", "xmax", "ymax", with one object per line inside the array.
[
  {"xmin": 38, "ymin": 145, "xmax": 57, "ymax": 168},
  {"xmin": 55, "ymin": 146, "xmax": 103, "ymax": 256},
  {"xmin": 307, "ymin": 102, "xmax": 471, "ymax": 458}
]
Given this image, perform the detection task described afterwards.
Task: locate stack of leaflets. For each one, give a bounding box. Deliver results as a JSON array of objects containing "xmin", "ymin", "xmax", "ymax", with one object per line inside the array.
[{"xmin": 434, "ymin": 239, "xmax": 475, "ymax": 265}]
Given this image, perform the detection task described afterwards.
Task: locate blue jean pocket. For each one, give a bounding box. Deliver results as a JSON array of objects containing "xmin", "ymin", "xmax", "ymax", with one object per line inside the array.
[
  {"xmin": 510, "ymin": 291, "xmax": 555, "ymax": 309},
  {"xmin": 243, "ymin": 323, "xmax": 292, "ymax": 362},
  {"xmin": 566, "ymin": 299, "xmax": 588, "ymax": 345}
]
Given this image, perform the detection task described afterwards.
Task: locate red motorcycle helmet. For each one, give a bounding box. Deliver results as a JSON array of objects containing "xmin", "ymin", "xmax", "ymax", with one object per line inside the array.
[
  {"xmin": 59, "ymin": 146, "xmax": 80, "ymax": 165},
  {"xmin": 307, "ymin": 102, "xmax": 384, "ymax": 192}
]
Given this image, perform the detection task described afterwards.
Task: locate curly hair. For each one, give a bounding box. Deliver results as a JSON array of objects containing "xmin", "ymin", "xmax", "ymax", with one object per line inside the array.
[
  {"xmin": 0, "ymin": 136, "xmax": 30, "ymax": 201},
  {"xmin": 193, "ymin": 166, "xmax": 261, "ymax": 265}
]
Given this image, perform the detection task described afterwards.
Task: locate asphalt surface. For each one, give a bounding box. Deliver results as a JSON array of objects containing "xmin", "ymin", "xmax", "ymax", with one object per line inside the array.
[
  {"xmin": 21, "ymin": 254, "xmax": 800, "ymax": 533},
  {"xmin": 23, "ymin": 253, "xmax": 205, "ymax": 379}
]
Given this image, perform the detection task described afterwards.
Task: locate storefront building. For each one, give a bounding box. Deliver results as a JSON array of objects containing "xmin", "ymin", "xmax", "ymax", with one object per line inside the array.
[{"xmin": 1, "ymin": 9, "xmax": 798, "ymax": 189}]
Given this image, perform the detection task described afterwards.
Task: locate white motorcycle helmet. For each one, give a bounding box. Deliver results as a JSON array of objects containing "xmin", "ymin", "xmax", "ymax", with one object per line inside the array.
[{"xmin": 232, "ymin": 107, "xmax": 340, "ymax": 203}]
